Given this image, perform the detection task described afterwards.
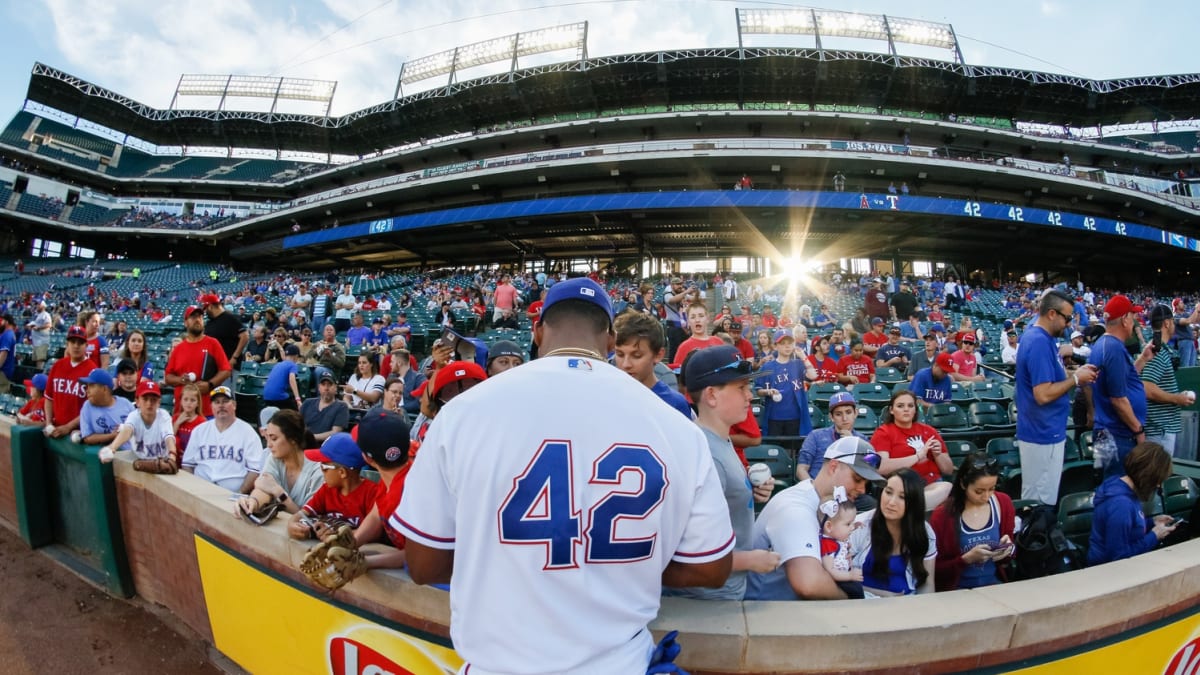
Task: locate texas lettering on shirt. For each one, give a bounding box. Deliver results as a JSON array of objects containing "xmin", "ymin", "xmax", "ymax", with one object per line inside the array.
[{"xmin": 193, "ymin": 444, "xmax": 250, "ymax": 463}]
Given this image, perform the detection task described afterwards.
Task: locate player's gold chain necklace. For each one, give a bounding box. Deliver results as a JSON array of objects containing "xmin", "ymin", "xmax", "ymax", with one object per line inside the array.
[{"xmin": 542, "ymin": 347, "xmax": 605, "ymax": 360}]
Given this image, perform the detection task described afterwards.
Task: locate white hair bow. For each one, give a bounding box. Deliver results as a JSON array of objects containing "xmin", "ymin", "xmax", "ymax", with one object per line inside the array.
[{"xmin": 818, "ymin": 485, "xmax": 849, "ymax": 518}]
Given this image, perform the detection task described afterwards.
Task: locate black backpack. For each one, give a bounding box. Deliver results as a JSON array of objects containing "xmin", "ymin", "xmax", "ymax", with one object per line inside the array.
[{"xmin": 1014, "ymin": 504, "xmax": 1084, "ymax": 580}]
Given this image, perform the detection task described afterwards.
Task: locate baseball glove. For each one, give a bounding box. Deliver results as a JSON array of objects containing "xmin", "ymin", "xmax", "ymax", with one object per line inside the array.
[{"xmin": 299, "ymin": 524, "xmax": 368, "ymax": 591}]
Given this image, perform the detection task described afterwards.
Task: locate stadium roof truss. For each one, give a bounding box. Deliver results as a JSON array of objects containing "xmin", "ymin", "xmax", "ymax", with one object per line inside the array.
[
  {"xmin": 22, "ymin": 22, "xmax": 1200, "ymax": 156},
  {"xmin": 170, "ymin": 74, "xmax": 337, "ymax": 115}
]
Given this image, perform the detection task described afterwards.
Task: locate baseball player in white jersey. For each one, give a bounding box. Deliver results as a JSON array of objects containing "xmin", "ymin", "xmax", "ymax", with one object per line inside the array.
[
  {"xmin": 181, "ymin": 386, "xmax": 264, "ymax": 492},
  {"xmin": 394, "ymin": 277, "xmax": 734, "ymax": 675}
]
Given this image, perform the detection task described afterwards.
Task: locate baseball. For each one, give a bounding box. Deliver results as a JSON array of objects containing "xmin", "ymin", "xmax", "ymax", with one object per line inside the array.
[
  {"xmin": 98, "ymin": 447, "xmax": 114, "ymax": 463},
  {"xmin": 1187, "ymin": 391, "xmax": 1196, "ymax": 404},
  {"xmin": 771, "ymin": 391, "xmax": 783, "ymax": 403},
  {"xmin": 70, "ymin": 430, "xmax": 82, "ymax": 444},
  {"xmin": 748, "ymin": 463, "xmax": 772, "ymax": 487}
]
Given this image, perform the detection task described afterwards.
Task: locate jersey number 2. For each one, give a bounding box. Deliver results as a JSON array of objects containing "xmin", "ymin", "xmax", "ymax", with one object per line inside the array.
[{"xmin": 498, "ymin": 441, "xmax": 667, "ymax": 569}]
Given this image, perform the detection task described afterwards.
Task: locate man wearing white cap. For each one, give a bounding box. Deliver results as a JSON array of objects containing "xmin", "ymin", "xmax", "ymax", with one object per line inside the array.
[
  {"xmin": 1069, "ymin": 330, "xmax": 1091, "ymax": 360},
  {"xmin": 746, "ymin": 436, "xmax": 883, "ymax": 600}
]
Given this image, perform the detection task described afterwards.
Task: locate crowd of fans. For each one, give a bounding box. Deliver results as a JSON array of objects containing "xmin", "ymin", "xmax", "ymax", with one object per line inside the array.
[{"xmin": 1, "ymin": 261, "xmax": 1195, "ymax": 603}]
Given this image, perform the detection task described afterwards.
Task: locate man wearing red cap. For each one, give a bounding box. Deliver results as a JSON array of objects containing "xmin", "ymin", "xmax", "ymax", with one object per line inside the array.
[
  {"xmin": 1086, "ymin": 294, "xmax": 1152, "ymax": 479},
  {"xmin": 910, "ymin": 352, "xmax": 955, "ymax": 410},
  {"xmin": 44, "ymin": 325, "xmax": 92, "ymax": 438},
  {"xmin": 165, "ymin": 306, "xmax": 232, "ymax": 417},
  {"xmin": 202, "ymin": 293, "xmax": 248, "ymax": 367},
  {"xmin": 948, "ymin": 333, "xmax": 986, "ymax": 383}
]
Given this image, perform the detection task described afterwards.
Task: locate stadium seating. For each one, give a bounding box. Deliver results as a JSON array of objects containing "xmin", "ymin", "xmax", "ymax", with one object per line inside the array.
[
  {"xmin": 925, "ymin": 403, "xmax": 971, "ymax": 432},
  {"xmin": 1057, "ymin": 491, "xmax": 1096, "ymax": 555}
]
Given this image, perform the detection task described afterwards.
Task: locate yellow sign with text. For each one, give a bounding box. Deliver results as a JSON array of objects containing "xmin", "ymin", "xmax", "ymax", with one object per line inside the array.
[
  {"xmin": 1010, "ymin": 614, "xmax": 1200, "ymax": 674},
  {"xmin": 195, "ymin": 536, "xmax": 462, "ymax": 675}
]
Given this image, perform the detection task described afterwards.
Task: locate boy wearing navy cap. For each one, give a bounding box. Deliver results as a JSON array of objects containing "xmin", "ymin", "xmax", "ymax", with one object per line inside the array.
[
  {"xmin": 351, "ymin": 411, "xmax": 413, "ymax": 569},
  {"xmin": 675, "ymin": 345, "xmax": 780, "ymax": 601},
  {"xmin": 17, "ymin": 374, "xmax": 48, "ymax": 426}
]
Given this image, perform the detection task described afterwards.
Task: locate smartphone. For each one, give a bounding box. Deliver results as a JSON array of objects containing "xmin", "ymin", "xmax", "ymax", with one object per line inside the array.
[
  {"xmin": 1170, "ymin": 517, "xmax": 1187, "ymax": 527},
  {"xmin": 439, "ymin": 326, "xmax": 476, "ymax": 363}
]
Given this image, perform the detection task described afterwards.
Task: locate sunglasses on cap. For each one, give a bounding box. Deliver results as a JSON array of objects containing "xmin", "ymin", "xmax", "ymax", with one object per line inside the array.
[
  {"xmin": 829, "ymin": 451, "xmax": 882, "ymax": 470},
  {"xmin": 702, "ymin": 359, "xmax": 756, "ymax": 378}
]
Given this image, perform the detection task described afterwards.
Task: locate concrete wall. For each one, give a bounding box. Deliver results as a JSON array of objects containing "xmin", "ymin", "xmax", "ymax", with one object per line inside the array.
[{"xmin": 3, "ymin": 419, "xmax": 1199, "ymax": 674}]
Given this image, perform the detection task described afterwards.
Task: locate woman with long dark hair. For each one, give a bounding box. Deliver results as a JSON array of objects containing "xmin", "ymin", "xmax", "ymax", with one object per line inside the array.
[
  {"xmin": 850, "ymin": 468, "xmax": 937, "ymax": 596},
  {"xmin": 234, "ymin": 409, "xmax": 321, "ymax": 520},
  {"xmin": 870, "ymin": 389, "xmax": 955, "ymax": 509},
  {"xmin": 929, "ymin": 452, "xmax": 1015, "ymax": 591}
]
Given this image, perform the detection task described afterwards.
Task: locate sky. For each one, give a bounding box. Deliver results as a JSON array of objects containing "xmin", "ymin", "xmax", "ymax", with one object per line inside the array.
[{"xmin": 0, "ymin": 0, "xmax": 1198, "ymax": 124}]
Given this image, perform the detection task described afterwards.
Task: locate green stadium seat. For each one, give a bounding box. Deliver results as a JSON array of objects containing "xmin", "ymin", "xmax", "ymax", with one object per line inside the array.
[
  {"xmin": 946, "ymin": 439, "xmax": 979, "ymax": 468},
  {"xmin": 808, "ymin": 382, "xmax": 845, "ymax": 410},
  {"xmin": 875, "ymin": 367, "xmax": 904, "ymax": 385},
  {"xmin": 744, "ymin": 444, "xmax": 794, "ymax": 482},
  {"xmin": 985, "ymin": 437, "xmax": 1021, "ymax": 469},
  {"xmin": 967, "ymin": 401, "xmax": 1014, "ymax": 430},
  {"xmin": 1057, "ymin": 491, "xmax": 1096, "ymax": 555},
  {"xmin": 925, "ymin": 403, "xmax": 972, "ymax": 432},
  {"xmin": 853, "ymin": 383, "xmax": 892, "ymax": 412},
  {"xmin": 1162, "ymin": 475, "xmax": 1199, "ymax": 521},
  {"xmin": 852, "ymin": 406, "xmax": 879, "ymax": 434},
  {"xmin": 950, "ymin": 383, "xmax": 977, "ymax": 404}
]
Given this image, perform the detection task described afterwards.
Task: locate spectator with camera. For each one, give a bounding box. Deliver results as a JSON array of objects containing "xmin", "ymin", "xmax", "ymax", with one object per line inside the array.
[
  {"xmin": 309, "ymin": 324, "xmax": 347, "ymax": 372},
  {"xmin": 1141, "ymin": 305, "xmax": 1195, "ymax": 456}
]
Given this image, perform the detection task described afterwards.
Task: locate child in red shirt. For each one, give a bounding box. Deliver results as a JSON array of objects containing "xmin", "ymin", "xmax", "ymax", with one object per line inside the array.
[
  {"xmin": 350, "ymin": 411, "xmax": 414, "ymax": 571},
  {"xmin": 287, "ymin": 433, "xmax": 383, "ymax": 540},
  {"xmin": 17, "ymin": 374, "xmax": 48, "ymax": 425}
]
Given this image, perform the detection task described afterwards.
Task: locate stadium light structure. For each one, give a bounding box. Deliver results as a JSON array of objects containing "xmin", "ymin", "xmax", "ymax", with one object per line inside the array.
[
  {"xmin": 170, "ymin": 74, "xmax": 337, "ymax": 115},
  {"xmin": 395, "ymin": 22, "xmax": 587, "ymax": 97},
  {"xmin": 736, "ymin": 8, "xmax": 962, "ymax": 62}
]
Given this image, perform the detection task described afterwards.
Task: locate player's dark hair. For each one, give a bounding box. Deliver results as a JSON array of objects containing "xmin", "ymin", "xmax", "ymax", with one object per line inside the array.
[
  {"xmin": 540, "ymin": 299, "xmax": 611, "ymax": 335},
  {"xmin": 1039, "ymin": 289, "xmax": 1073, "ymax": 317},
  {"xmin": 614, "ymin": 311, "xmax": 665, "ymax": 352},
  {"xmin": 869, "ymin": 468, "xmax": 929, "ymax": 588}
]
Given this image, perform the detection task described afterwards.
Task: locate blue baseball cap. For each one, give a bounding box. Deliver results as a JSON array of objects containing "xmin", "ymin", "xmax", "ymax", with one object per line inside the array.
[
  {"xmin": 684, "ymin": 345, "xmax": 760, "ymax": 390},
  {"xmin": 305, "ymin": 432, "xmax": 366, "ymax": 470},
  {"xmin": 79, "ymin": 368, "xmax": 114, "ymax": 389},
  {"xmin": 930, "ymin": 323, "xmax": 945, "ymax": 333},
  {"xmin": 315, "ymin": 367, "xmax": 336, "ymax": 383},
  {"xmin": 25, "ymin": 373, "xmax": 47, "ymax": 391},
  {"xmin": 539, "ymin": 277, "xmax": 613, "ymax": 325},
  {"xmin": 828, "ymin": 391, "xmax": 857, "ymax": 411}
]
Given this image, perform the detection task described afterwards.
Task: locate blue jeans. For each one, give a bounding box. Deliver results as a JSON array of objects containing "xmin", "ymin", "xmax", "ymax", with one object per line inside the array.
[{"xmin": 1178, "ymin": 339, "xmax": 1197, "ymax": 369}]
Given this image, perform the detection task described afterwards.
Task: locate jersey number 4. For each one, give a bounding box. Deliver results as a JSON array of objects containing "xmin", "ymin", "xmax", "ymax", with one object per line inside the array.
[{"xmin": 498, "ymin": 441, "xmax": 668, "ymax": 569}]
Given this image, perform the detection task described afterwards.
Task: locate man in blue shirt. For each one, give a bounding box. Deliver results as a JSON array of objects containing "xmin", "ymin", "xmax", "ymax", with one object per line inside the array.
[
  {"xmin": 0, "ymin": 313, "xmax": 15, "ymax": 392},
  {"xmin": 1016, "ymin": 289, "xmax": 1097, "ymax": 504},
  {"xmin": 910, "ymin": 352, "xmax": 955, "ymax": 410},
  {"xmin": 1087, "ymin": 294, "xmax": 1152, "ymax": 479}
]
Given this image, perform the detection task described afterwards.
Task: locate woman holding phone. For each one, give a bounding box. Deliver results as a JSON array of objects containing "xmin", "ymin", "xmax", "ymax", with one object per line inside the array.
[{"xmin": 929, "ymin": 452, "xmax": 1015, "ymax": 591}]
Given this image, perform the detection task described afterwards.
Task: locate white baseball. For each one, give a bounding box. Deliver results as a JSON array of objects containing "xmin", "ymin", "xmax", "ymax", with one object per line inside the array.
[
  {"xmin": 1187, "ymin": 391, "xmax": 1196, "ymax": 404},
  {"xmin": 771, "ymin": 392, "xmax": 783, "ymax": 403},
  {"xmin": 70, "ymin": 430, "xmax": 82, "ymax": 444},
  {"xmin": 98, "ymin": 447, "xmax": 115, "ymax": 463},
  {"xmin": 748, "ymin": 463, "xmax": 772, "ymax": 487}
]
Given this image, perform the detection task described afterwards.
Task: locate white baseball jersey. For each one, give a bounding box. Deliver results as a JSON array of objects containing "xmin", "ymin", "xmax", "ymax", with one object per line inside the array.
[
  {"xmin": 119, "ymin": 408, "xmax": 175, "ymax": 461},
  {"xmin": 181, "ymin": 418, "xmax": 265, "ymax": 492},
  {"xmin": 393, "ymin": 356, "xmax": 734, "ymax": 675}
]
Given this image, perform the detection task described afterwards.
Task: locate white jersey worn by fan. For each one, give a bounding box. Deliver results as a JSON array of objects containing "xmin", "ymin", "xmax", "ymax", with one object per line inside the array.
[
  {"xmin": 393, "ymin": 356, "xmax": 734, "ymax": 675},
  {"xmin": 119, "ymin": 408, "xmax": 176, "ymax": 460},
  {"xmin": 181, "ymin": 418, "xmax": 265, "ymax": 492}
]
